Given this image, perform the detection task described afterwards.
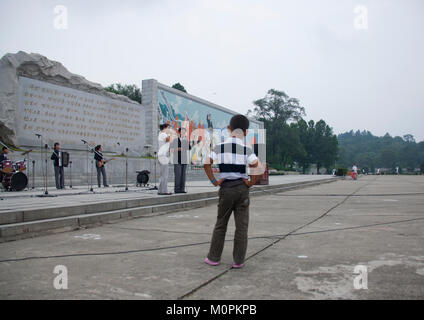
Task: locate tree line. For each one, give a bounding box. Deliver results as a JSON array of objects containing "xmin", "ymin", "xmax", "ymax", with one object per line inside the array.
[
  {"xmin": 248, "ymin": 89, "xmax": 339, "ymax": 173},
  {"xmin": 337, "ymin": 130, "xmax": 424, "ymax": 173}
]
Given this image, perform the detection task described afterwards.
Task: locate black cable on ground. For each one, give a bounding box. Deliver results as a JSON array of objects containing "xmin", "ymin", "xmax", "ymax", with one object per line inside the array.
[
  {"xmin": 0, "ymin": 179, "xmax": 371, "ymax": 266},
  {"xmin": 1, "ymin": 213, "xmax": 422, "ymax": 264},
  {"xmin": 261, "ymin": 192, "xmax": 424, "ymax": 197}
]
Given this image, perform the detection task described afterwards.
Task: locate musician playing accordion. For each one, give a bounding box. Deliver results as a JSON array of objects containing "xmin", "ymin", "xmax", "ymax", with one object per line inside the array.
[{"xmin": 51, "ymin": 142, "xmax": 65, "ymax": 189}]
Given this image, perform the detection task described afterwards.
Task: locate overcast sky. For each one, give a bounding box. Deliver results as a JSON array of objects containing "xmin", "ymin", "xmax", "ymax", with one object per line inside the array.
[{"xmin": 1, "ymin": 0, "xmax": 423, "ymax": 141}]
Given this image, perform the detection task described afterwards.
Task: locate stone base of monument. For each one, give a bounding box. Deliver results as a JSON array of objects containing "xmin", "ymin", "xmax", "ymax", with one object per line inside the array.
[{"xmin": 0, "ymin": 176, "xmax": 338, "ymax": 242}]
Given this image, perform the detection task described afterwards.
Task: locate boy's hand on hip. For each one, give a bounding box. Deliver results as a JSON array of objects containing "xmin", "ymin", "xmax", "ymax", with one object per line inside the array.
[
  {"xmin": 214, "ymin": 179, "xmax": 225, "ymax": 187},
  {"xmin": 242, "ymin": 178, "xmax": 252, "ymax": 187}
]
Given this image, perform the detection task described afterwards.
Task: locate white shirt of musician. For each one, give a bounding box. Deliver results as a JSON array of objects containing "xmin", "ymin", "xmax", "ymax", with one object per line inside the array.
[
  {"xmin": 158, "ymin": 131, "xmax": 170, "ymax": 164},
  {"xmin": 58, "ymin": 151, "xmax": 62, "ymax": 167}
]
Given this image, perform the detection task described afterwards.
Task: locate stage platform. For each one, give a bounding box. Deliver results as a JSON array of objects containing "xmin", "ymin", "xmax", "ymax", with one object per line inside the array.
[{"xmin": 0, "ymin": 175, "xmax": 337, "ymax": 242}]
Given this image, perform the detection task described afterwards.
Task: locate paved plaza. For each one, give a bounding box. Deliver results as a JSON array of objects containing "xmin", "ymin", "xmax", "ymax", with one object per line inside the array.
[{"xmin": 0, "ymin": 175, "xmax": 423, "ymax": 299}]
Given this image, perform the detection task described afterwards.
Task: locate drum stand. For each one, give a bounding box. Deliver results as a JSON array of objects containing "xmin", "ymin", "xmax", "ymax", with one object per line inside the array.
[
  {"xmin": 81, "ymin": 140, "xmax": 95, "ymax": 193},
  {"xmin": 149, "ymin": 152, "xmax": 158, "ymax": 190},
  {"xmin": 90, "ymin": 159, "xmax": 94, "ymax": 192},
  {"xmin": 43, "ymin": 144, "xmax": 48, "ymax": 195},
  {"xmin": 35, "ymin": 135, "xmax": 54, "ymax": 197}
]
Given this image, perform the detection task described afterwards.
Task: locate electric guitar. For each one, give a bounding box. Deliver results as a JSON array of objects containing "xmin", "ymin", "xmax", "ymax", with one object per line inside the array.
[{"xmin": 96, "ymin": 158, "xmax": 116, "ymax": 168}]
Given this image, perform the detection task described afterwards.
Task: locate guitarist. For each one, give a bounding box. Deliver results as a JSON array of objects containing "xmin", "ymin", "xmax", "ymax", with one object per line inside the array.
[{"xmin": 94, "ymin": 145, "xmax": 109, "ymax": 188}]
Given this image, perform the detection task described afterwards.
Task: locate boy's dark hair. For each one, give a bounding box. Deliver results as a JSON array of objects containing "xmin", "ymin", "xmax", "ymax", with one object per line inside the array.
[
  {"xmin": 2, "ymin": 146, "xmax": 8, "ymax": 151},
  {"xmin": 95, "ymin": 145, "xmax": 101, "ymax": 151},
  {"xmin": 229, "ymin": 114, "xmax": 250, "ymax": 132}
]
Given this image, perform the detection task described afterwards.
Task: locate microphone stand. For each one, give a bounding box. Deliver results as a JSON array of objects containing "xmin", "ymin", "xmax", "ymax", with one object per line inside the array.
[
  {"xmin": 81, "ymin": 140, "xmax": 94, "ymax": 192},
  {"xmin": 119, "ymin": 145, "xmax": 140, "ymax": 192},
  {"xmin": 117, "ymin": 144, "xmax": 147, "ymax": 192},
  {"xmin": 69, "ymin": 161, "xmax": 73, "ymax": 189},
  {"xmin": 90, "ymin": 159, "xmax": 94, "ymax": 192},
  {"xmin": 34, "ymin": 135, "xmax": 54, "ymax": 197},
  {"xmin": 32, "ymin": 160, "xmax": 35, "ymax": 189},
  {"xmin": 44, "ymin": 144, "xmax": 48, "ymax": 195},
  {"xmin": 125, "ymin": 148, "xmax": 129, "ymax": 191},
  {"xmin": 123, "ymin": 147, "xmax": 142, "ymax": 191},
  {"xmin": 149, "ymin": 151, "xmax": 158, "ymax": 190},
  {"xmin": 36, "ymin": 142, "xmax": 55, "ymax": 197}
]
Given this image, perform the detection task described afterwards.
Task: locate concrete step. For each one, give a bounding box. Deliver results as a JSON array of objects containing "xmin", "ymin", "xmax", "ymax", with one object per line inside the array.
[{"xmin": 0, "ymin": 177, "xmax": 337, "ymax": 242}]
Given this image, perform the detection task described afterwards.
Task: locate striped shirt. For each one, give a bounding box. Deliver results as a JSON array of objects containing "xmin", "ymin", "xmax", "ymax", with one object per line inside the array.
[{"xmin": 209, "ymin": 137, "xmax": 258, "ymax": 180}]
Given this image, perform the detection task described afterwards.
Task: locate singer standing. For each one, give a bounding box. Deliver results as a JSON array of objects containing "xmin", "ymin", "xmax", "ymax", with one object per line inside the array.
[
  {"xmin": 51, "ymin": 143, "xmax": 65, "ymax": 189},
  {"xmin": 94, "ymin": 145, "xmax": 109, "ymax": 188},
  {"xmin": 171, "ymin": 127, "xmax": 190, "ymax": 193},
  {"xmin": 158, "ymin": 124, "xmax": 172, "ymax": 195}
]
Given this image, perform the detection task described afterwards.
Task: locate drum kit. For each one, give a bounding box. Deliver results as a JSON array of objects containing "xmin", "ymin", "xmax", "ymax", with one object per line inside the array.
[{"xmin": 0, "ymin": 150, "xmax": 31, "ymax": 191}]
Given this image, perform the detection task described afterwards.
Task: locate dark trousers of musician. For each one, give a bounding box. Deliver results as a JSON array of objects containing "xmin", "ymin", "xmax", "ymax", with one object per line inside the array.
[
  {"xmin": 174, "ymin": 164, "xmax": 187, "ymax": 193},
  {"xmin": 96, "ymin": 166, "xmax": 108, "ymax": 187},
  {"xmin": 54, "ymin": 166, "xmax": 65, "ymax": 189}
]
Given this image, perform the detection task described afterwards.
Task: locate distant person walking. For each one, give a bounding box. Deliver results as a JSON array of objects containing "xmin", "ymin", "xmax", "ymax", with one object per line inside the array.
[
  {"xmin": 158, "ymin": 123, "xmax": 172, "ymax": 195},
  {"xmin": 352, "ymin": 163, "xmax": 358, "ymax": 180}
]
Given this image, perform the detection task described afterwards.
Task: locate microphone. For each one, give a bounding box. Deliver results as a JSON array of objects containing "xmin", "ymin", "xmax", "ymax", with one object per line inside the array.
[
  {"xmin": 81, "ymin": 139, "xmax": 87, "ymax": 144},
  {"xmin": 117, "ymin": 142, "xmax": 121, "ymax": 146}
]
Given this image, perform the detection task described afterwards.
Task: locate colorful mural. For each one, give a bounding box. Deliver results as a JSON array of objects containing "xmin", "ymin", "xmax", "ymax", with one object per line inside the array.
[{"xmin": 158, "ymin": 88, "xmax": 262, "ymax": 165}]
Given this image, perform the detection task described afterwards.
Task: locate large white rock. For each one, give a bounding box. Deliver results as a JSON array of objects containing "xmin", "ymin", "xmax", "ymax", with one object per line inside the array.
[{"xmin": 0, "ymin": 51, "xmax": 139, "ymax": 147}]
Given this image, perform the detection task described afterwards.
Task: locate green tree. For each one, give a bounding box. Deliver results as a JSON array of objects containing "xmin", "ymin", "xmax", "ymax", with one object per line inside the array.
[
  {"xmin": 248, "ymin": 89, "xmax": 306, "ymax": 170},
  {"xmin": 308, "ymin": 120, "xmax": 338, "ymax": 174},
  {"xmin": 172, "ymin": 83, "xmax": 187, "ymax": 93},
  {"xmin": 104, "ymin": 83, "xmax": 141, "ymax": 104},
  {"xmin": 293, "ymin": 119, "xmax": 314, "ymax": 173},
  {"xmin": 248, "ymin": 89, "xmax": 305, "ymax": 124}
]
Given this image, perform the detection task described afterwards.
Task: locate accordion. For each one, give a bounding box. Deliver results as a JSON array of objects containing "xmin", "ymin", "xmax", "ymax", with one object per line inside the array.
[{"xmin": 62, "ymin": 151, "xmax": 70, "ymax": 167}]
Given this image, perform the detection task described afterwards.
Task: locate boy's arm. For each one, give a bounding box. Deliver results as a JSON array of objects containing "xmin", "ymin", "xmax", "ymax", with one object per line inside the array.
[
  {"xmin": 243, "ymin": 159, "xmax": 261, "ymax": 187},
  {"xmin": 204, "ymin": 160, "xmax": 225, "ymax": 187}
]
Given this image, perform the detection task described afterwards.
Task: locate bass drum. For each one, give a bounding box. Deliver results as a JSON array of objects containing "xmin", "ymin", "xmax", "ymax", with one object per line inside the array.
[{"xmin": 2, "ymin": 172, "xmax": 28, "ymax": 191}]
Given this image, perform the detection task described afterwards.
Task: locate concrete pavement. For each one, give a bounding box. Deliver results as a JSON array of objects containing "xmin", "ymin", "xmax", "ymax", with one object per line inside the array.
[{"xmin": 0, "ymin": 175, "xmax": 423, "ymax": 299}]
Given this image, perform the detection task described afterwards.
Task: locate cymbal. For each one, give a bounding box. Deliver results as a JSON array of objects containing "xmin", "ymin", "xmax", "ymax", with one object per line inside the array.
[{"xmin": 21, "ymin": 149, "xmax": 33, "ymax": 156}]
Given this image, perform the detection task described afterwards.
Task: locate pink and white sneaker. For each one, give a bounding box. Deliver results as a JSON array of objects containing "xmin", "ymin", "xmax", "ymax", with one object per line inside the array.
[
  {"xmin": 232, "ymin": 262, "xmax": 245, "ymax": 269},
  {"xmin": 204, "ymin": 258, "xmax": 220, "ymax": 266}
]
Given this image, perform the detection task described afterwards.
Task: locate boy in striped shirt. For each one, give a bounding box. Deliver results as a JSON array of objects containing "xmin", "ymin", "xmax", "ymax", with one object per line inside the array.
[{"xmin": 203, "ymin": 114, "xmax": 261, "ymax": 269}]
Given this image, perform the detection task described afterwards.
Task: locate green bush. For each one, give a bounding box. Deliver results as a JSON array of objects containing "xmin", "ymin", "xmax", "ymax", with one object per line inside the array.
[{"xmin": 336, "ymin": 168, "xmax": 348, "ymax": 176}]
